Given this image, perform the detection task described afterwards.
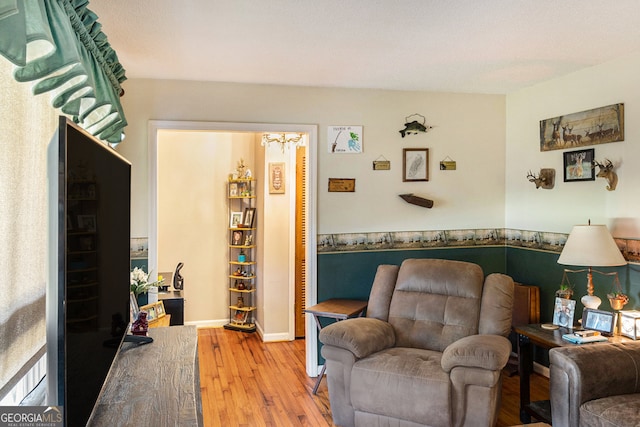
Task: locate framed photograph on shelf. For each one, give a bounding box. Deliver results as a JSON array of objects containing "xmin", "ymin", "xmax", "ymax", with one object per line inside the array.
[
  {"xmin": 403, "ymin": 148, "xmax": 429, "ymax": 182},
  {"xmin": 243, "ymin": 207, "xmax": 256, "ymax": 228},
  {"xmin": 230, "ymin": 211, "xmax": 243, "ymax": 228},
  {"xmin": 229, "ymin": 182, "xmax": 238, "ymax": 197},
  {"xmin": 563, "ymin": 148, "xmax": 595, "ymax": 182},
  {"xmin": 233, "ymin": 310, "xmax": 248, "ymax": 324},
  {"xmin": 231, "ymin": 229, "xmax": 243, "ymax": 246},
  {"xmin": 552, "ymin": 297, "xmax": 576, "ymax": 328}
]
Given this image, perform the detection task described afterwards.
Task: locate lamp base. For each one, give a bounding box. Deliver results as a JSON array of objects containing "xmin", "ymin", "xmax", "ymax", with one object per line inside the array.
[{"xmin": 581, "ymin": 294, "xmax": 602, "ymax": 310}]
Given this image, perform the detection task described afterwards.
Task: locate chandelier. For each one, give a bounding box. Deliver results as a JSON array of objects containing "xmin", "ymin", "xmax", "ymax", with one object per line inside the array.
[{"xmin": 261, "ymin": 133, "xmax": 305, "ymax": 152}]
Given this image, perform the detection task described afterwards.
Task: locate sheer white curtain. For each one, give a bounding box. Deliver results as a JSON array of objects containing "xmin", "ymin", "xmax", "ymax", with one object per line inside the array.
[{"xmin": 0, "ymin": 58, "xmax": 57, "ymax": 401}]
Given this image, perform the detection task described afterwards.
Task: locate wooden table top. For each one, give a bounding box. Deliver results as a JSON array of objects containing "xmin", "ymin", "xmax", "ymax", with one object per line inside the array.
[
  {"xmin": 305, "ymin": 298, "xmax": 367, "ymax": 319},
  {"xmin": 515, "ymin": 323, "xmax": 633, "ymax": 349}
]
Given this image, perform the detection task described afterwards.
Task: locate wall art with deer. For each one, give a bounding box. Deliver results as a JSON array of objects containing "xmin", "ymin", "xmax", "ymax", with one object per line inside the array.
[{"xmin": 539, "ymin": 103, "xmax": 624, "ymax": 152}]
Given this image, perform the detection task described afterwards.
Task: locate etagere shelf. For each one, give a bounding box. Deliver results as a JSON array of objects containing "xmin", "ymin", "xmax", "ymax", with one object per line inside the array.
[{"xmin": 224, "ymin": 178, "xmax": 257, "ymax": 332}]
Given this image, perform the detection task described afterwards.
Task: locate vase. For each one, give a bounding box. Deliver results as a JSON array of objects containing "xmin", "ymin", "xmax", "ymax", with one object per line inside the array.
[{"xmin": 137, "ymin": 293, "xmax": 148, "ymax": 307}]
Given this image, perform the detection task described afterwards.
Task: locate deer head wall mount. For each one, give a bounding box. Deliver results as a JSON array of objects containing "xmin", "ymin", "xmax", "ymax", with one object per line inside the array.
[
  {"xmin": 592, "ymin": 159, "xmax": 618, "ymax": 191},
  {"xmin": 527, "ymin": 168, "xmax": 555, "ymax": 189}
]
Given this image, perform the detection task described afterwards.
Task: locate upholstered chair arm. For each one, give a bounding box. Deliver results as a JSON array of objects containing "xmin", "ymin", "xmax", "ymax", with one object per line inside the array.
[
  {"xmin": 441, "ymin": 334, "xmax": 511, "ymax": 373},
  {"xmin": 549, "ymin": 342, "xmax": 640, "ymax": 427},
  {"xmin": 319, "ymin": 317, "xmax": 395, "ymax": 359}
]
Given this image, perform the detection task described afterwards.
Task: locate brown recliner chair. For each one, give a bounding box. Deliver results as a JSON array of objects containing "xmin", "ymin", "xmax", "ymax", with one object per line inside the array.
[{"xmin": 319, "ymin": 258, "xmax": 514, "ymax": 427}]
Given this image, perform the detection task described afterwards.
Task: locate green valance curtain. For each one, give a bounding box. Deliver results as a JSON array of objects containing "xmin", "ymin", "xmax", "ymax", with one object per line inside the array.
[{"xmin": 0, "ymin": 0, "xmax": 127, "ymax": 145}]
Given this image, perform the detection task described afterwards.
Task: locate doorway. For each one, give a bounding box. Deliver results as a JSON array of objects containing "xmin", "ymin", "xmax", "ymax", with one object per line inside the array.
[{"xmin": 147, "ymin": 121, "xmax": 321, "ymax": 375}]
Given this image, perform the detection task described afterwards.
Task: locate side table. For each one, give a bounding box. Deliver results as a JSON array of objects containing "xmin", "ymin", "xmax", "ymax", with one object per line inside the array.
[
  {"xmin": 515, "ymin": 323, "xmax": 629, "ymax": 424},
  {"xmin": 305, "ymin": 298, "xmax": 368, "ymax": 394}
]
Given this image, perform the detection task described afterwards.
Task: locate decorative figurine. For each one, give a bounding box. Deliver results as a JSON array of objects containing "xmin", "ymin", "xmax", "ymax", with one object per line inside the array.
[
  {"xmin": 131, "ymin": 311, "xmax": 149, "ymax": 336},
  {"xmin": 399, "ymin": 113, "xmax": 433, "ymax": 138}
]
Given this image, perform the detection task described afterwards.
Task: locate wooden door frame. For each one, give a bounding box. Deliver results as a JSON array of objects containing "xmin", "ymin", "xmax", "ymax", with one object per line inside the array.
[{"xmin": 148, "ymin": 120, "xmax": 321, "ymax": 377}]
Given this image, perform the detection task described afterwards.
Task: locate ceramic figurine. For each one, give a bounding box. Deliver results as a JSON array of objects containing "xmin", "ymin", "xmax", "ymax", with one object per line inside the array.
[{"xmin": 131, "ymin": 311, "xmax": 148, "ymax": 336}]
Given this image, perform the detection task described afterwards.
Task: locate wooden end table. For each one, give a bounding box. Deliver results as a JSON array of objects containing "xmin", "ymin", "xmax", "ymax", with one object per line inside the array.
[
  {"xmin": 305, "ymin": 298, "xmax": 368, "ymax": 394},
  {"xmin": 515, "ymin": 323, "xmax": 629, "ymax": 424}
]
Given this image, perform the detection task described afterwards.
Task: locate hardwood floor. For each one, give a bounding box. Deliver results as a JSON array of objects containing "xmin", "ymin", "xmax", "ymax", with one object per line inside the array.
[{"xmin": 198, "ymin": 327, "xmax": 549, "ymax": 427}]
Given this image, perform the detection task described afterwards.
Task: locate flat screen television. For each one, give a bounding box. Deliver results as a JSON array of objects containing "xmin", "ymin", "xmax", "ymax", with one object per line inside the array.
[{"xmin": 47, "ymin": 116, "xmax": 132, "ymax": 426}]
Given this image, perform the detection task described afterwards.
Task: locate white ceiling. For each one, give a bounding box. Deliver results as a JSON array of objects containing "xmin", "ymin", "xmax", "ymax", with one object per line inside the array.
[{"xmin": 90, "ymin": 0, "xmax": 640, "ymax": 94}]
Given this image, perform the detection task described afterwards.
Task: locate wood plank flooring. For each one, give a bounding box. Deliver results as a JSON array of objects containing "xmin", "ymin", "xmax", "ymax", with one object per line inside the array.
[{"xmin": 198, "ymin": 327, "xmax": 549, "ymax": 427}]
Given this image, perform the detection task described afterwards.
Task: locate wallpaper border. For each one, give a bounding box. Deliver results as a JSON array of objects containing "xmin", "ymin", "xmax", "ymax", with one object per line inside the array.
[{"xmin": 317, "ymin": 228, "xmax": 640, "ymax": 263}]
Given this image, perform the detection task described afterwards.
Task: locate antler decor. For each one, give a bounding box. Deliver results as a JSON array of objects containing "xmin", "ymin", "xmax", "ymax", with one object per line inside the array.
[
  {"xmin": 526, "ymin": 168, "xmax": 555, "ymax": 189},
  {"xmin": 592, "ymin": 159, "xmax": 618, "ymax": 191}
]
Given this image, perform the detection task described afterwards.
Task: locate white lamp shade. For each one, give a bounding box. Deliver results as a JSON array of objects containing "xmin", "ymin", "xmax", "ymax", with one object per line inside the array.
[{"xmin": 557, "ymin": 224, "xmax": 626, "ymax": 267}]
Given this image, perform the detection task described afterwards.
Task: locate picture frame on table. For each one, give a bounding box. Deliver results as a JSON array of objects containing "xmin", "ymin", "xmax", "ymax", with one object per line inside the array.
[
  {"xmin": 155, "ymin": 301, "xmax": 165, "ymax": 318},
  {"xmin": 552, "ymin": 297, "xmax": 576, "ymax": 328},
  {"xmin": 403, "ymin": 148, "xmax": 429, "ymax": 182},
  {"xmin": 582, "ymin": 308, "xmax": 616, "ymax": 335},
  {"xmin": 140, "ymin": 303, "xmax": 157, "ymax": 321}
]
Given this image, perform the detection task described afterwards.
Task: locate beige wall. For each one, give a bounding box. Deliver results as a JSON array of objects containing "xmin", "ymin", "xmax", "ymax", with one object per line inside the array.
[
  {"xmin": 117, "ymin": 80, "xmax": 506, "ymax": 336},
  {"xmin": 156, "ymin": 129, "xmax": 296, "ymax": 335},
  {"xmin": 117, "ymin": 81, "xmax": 507, "ymax": 238},
  {"xmin": 506, "ymin": 50, "xmax": 640, "ymax": 238}
]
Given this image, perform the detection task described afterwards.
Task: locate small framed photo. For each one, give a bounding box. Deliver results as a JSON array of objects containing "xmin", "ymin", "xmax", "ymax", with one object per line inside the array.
[
  {"xmin": 582, "ymin": 308, "xmax": 616, "ymax": 335},
  {"xmin": 403, "ymin": 148, "xmax": 429, "ymax": 182},
  {"xmin": 155, "ymin": 301, "xmax": 165, "ymax": 318},
  {"xmin": 140, "ymin": 303, "xmax": 157, "ymax": 321},
  {"xmin": 233, "ymin": 309, "xmax": 248, "ymax": 324},
  {"xmin": 552, "ymin": 297, "xmax": 576, "ymax": 328},
  {"xmin": 563, "ymin": 148, "xmax": 595, "ymax": 182},
  {"xmin": 231, "ymin": 229, "xmax": 244, "ymax": 246},
  {"xmin": 229, "ymin": 182, "xmax": 238, "ymax": 197},
  {"xmin": 230, "ymin": 211, "xmax": 243, "ymax": 228},
  {"xmin": 77, "ymin": 214, "xmax": 96, "ymax": 232},
  {"xmin": 243, "ymin": 207, "xmax": 256, "ymax": 228}
]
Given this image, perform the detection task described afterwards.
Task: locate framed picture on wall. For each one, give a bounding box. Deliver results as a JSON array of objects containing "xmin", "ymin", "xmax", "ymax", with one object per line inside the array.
[
  {"xmin": 403, "ymin": 148, "xmax": 429, "ymax": 182},
  {"xmin": 269, "ymin": 162, "xmax": 285, "ymax": 194},
  {"xmin": 563, "ymin": 148, "xmax": 595, "ymax": 182}
]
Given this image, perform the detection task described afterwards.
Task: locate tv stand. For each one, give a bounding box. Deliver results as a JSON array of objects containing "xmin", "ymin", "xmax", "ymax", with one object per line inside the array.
[{"xmin": 88, "ymin": 325, "xmax": 202, "ymax": 426}]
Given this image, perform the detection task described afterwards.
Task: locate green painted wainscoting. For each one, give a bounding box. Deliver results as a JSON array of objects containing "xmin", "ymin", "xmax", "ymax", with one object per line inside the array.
[{"xmin": 316, "ymin": 244, "xmax": 640, "ymax": 367}]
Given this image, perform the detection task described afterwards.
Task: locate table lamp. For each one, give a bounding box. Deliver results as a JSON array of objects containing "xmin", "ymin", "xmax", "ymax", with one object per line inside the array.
[{"xmin": 557, "ymin": 221, "xmax": 626, "ymax": 309}]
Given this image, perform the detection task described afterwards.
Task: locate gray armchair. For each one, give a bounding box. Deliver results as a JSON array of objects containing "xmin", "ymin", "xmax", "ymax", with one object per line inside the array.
[
  {"xmin": 319, "ymin": 258, "xmax": 514, "ymax": 427},
  {"xmin": 549, "ymin": 341, "xmax": 640, "ymax": 427}
]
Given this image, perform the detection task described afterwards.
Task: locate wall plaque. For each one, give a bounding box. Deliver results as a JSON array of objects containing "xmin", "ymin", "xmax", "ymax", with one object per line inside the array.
[{"xmin": 328, "ymin": 178, "xmax": 355, "ymax": 192}]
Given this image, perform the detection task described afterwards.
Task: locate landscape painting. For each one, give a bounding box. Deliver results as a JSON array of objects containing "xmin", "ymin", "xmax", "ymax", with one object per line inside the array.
[{"xmin": 539, "ymin": 103, "xmax": 624, "ymax": 151}]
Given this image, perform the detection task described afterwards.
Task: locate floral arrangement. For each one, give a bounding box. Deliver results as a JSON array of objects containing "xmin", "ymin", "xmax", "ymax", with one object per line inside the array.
[{"xmin": 130, "ymin": 267, "xmax": 165, "ymax": 296}]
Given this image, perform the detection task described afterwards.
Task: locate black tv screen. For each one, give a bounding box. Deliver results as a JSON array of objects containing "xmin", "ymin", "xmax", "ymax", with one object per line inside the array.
[{"xmin": 47, "ymin": 116, "xmax": 131, "ymax": 426}]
